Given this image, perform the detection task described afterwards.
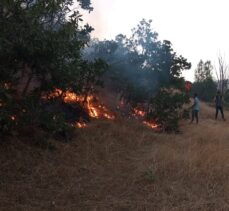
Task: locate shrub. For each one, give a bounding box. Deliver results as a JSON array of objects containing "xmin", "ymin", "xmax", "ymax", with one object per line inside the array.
[{"xmin": 148, "ymin": 88, "xmax": 189, "ymax": 132}]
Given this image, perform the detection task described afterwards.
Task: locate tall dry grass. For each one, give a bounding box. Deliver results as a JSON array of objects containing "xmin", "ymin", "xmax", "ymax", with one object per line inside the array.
[{"xmin": 1, "ymin": 104, "xmax": 229, "ymax": 210}]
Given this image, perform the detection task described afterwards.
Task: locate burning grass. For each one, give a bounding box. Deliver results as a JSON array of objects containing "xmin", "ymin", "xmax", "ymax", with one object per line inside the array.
[
  {"xmin": 1, "ymin": 104, "xmax": 229, "ymax": 210},
  {"xmin": 133, "ymin": 107, "xmax": 160, "ymax": 129},
  {"xmin": 133, "ymin": 107, "xmax": 146, "ymax": 117},
  {"xmin": 63, "ymin": 92, "xmax": 115, "ymax": 120},
  {"xmin": 46, "ymin": 89, "xmax": 115, "ymax": 128},
  {"xmin": 46, "ymin": 89, "xmax": 159, "ymax": 130},
  {"xmin": 143, "ymin": 120, "xmax": 158, "ymax": 129}
]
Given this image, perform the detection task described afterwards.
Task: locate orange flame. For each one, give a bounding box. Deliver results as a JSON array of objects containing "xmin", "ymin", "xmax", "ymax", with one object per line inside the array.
[
  {"xmin": 133, "ymin": 108, "xmax": 146, "ymax": 117},
  {"xmin": 76, "ymin": 122, "xmax": 87, "ymax": 128},
  {"xmin": 143, "ymin": 120, "xmax": 159, "ymax": 129},
  {"xmin": 46, "ymin": 89, "xmax": 159, "ymax": 130},
  {"xmin": 46, "ymin": 89, "xmax": 115, "ymax": 128},
  {"xmin": 133, "ymin": 107, "xmax": 159, "ymax": 129}
]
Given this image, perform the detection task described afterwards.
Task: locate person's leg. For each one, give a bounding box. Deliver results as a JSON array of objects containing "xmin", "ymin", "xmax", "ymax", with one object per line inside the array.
[
  {"xmin": 195, "ymin": 111, "xmax": 199, "ymax": 124},
  {"xmin": 191, "ymin": 110, "xmax": 194, "ymax": 123},
  {"xmin": 219, "ymin": 107, "xmax": 225, "ymax": 120},
  {"xmin": 215, "ymin": 107, "xmax": 219, "ymax": 120}
]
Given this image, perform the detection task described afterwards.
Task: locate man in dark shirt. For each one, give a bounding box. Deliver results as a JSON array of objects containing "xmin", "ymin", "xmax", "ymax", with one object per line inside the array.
[{"xmin": 215, "ymin": 91, "xmax": 225, "ymax": 121}]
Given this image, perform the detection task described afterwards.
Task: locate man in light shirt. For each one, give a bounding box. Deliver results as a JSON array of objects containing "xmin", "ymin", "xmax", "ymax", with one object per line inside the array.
[{"xmin": 191, "ymin": 93, "xmax": 200, "ymax": 124}]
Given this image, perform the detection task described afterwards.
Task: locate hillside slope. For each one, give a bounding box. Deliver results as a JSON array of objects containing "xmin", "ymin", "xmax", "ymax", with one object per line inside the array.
[{"xmin": 1, "ymin": 104, "xmax": 229, "ymax": 210}]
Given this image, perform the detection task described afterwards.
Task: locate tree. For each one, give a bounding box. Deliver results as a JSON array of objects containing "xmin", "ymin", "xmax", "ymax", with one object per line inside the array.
[
  {"xmin": 0, "ymin": 0, "xmax": 107, "ymax": 137},
  {"xmin": 192, "ymin": 60, "xmax": 216, "ymax": 101},
  {"xmin": 195, "ymin": 60, "xmax": 213, "ymax": 82},
  {"xmin": 215, "ymin": 54, "xmax": 228, "ymax": 94}
]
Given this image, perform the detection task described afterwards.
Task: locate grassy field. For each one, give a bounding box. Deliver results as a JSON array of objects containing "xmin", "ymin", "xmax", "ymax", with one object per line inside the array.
[{"xmin": 1, "ymin": 104, "xmax": 229, "ymax": 210}]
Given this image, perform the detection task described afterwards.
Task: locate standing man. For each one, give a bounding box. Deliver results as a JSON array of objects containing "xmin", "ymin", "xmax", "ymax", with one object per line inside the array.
[
  {"xmin": 215, "ymin": 91, "xmax": 225, "ymax": 121},
  {"xmin": 191, "ymin": 93, "xmax": 200, "ymax": 124}
]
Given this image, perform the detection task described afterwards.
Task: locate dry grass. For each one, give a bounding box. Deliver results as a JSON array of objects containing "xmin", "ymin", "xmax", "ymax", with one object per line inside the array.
[{"xmin": 1, "ymin": 104, "xmax": 229, "ymax": 210}]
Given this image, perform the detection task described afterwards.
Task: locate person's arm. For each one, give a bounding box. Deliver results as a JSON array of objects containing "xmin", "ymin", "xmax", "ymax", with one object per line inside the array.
[
  {"xmin": 213, "ymin": 96, "xmax": 217, "ymax": 107},
  {"xmin": 190, "ymin": 98, "xmax": 196, "ymax": 109}
]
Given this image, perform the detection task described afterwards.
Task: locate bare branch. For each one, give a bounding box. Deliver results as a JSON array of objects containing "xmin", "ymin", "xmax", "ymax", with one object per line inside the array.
[{"xmin": 215, "ymin": 53, "xmax": 228, "ymax": 93}]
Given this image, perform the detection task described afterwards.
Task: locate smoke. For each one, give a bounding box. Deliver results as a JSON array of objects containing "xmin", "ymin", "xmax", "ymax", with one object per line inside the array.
[
  {"xmin": 83, "ymin": 18, "xmax": 191, "ymax": 106},
  {"xmin": 83, "ymin": 38, "xmax": 161, "ymax": 102}
]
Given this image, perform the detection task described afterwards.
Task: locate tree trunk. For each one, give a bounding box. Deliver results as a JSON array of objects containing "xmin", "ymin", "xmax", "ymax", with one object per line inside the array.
[{"xmin": 22, "ymin": 73, "xmax": 33, "ymax": 97}]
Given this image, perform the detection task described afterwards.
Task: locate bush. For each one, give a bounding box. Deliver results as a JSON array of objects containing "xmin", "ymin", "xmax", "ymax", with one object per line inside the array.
[{"xmin": 148, "ymin": 88, "xmax": 189, "ymax": 132}]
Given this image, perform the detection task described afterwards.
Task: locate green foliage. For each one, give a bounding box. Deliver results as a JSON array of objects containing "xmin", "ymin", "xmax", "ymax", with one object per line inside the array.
[
  {"xmin": 0, "ymin": 0, "xmax": 99, "ymax": 94},
  {"xmin": 195, "ymin": 60, "xmax": 213, "ymax": 82},
  {"xmin": 0, "ymin": 0, "xmax": 108, "ymax": 138},
  {"xmin": 77, "ymin": 0, "xmax": 93, "ymax": 11},
  {"xmin": 149, "ymin": 89, "xmax": 190, "ymax": 132},
  {"xmin": 4, "ymin": 94, "xmax": 75, "ymax": 142},
  {"xmin": 193, "ymin": 60, "xmax": 217, "ymax": 102}
]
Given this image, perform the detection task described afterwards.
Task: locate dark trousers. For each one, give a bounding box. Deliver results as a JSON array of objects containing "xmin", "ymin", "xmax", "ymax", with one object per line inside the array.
[
  {"xmin": 215, "ymin": 106, "xmax": 225, "ymax": 120},
  {"xmin": 191, "ymin": 110, "xmax": 199, "ymax": 123}
]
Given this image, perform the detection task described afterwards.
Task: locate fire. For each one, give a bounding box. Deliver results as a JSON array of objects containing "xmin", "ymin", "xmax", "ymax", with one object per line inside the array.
[
  {"xmin": 133, "ymin": 108, "xmax": 146, "ymax": 117},
  {"xmin": 81, "ymin": 95, "xmax": 115, "ymax": 120},
  {"xmin": 143, "ymin": 120, "xmax": 159, "ymax": 129},
  {"xmin": 46, "ymin": 89, "xmax": 115, "ymax": 127},
  {"xmin": 133, "ymin": 107, "xmax": 159, "ymax": 129},
  {"xmin": 45, "ymin": 89, "xmax": 159, "ymax": 130},
  {"xmin": 76, "ymin": 122, "xmax": 87, "ymax": 128},
  {"xmin": 11, "ymin": 116, "xmax": 16, "ymax": 121},
  {"xmin": 104, "ymin": 113, "xmax": 114, "ymax": 120},
  {"xmin": 86, "ymin": 96, "xmax": 99, "ymax": 118}
]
